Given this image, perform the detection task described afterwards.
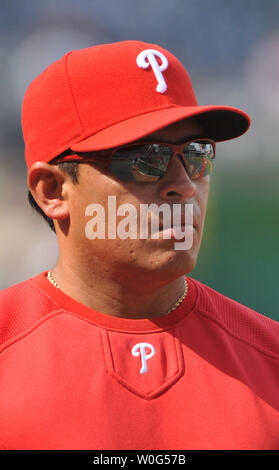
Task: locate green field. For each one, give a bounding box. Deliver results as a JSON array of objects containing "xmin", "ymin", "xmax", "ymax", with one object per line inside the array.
[{"xmin": 192, "ymin": 168, "xmax": 279, "ymax": 321}]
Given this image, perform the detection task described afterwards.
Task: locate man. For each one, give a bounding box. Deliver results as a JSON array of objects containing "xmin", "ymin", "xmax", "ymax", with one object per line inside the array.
[{"xmin": 0, "ymin": 40, "xmax": 278, "ymax": 450}]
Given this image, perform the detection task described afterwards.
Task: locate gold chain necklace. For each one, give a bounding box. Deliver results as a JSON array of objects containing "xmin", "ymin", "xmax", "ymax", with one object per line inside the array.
[
  {"xmin": 46, "ymin": 271, "xmax": 188, "ymax": 315},
  {"xmin": 166, "ymin": 278, "xmax": 188, "ymax": 314},
  {"xmin": 47, "ymin": 271, "xmax": 60, "ymax": 290}
]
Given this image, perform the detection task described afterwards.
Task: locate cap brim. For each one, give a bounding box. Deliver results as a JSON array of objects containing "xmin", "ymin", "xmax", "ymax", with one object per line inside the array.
[{"xmin": 71, "ymin": 105, "xmax": 250, "ymax": 152}]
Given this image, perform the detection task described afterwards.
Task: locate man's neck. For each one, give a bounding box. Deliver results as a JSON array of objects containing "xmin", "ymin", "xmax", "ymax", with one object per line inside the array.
[{"xmin": 50, "ymin": 260, "xmax": 187, "ymax": 319}]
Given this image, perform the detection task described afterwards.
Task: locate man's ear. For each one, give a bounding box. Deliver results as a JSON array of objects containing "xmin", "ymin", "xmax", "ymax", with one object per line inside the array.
[{"xmin": 28, "ymin": 162, "xmax": 70, "ymax": 221}]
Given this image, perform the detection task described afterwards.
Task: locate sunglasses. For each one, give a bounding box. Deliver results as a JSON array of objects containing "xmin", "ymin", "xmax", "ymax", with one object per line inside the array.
[{"xmin": 54, "ymin": 139, "xmax": 215, "ymax": 183}]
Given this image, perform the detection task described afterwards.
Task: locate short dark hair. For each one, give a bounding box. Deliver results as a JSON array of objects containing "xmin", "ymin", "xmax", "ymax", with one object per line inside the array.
[{"xmin": 28, "ymin": 161, "xmax": 79, "ymax": 233}]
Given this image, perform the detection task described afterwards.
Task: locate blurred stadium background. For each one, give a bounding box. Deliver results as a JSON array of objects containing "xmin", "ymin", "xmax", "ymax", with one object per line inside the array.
[{"xmin": 0, "ymin": 0, "xmax": 278, "ymax": 320}]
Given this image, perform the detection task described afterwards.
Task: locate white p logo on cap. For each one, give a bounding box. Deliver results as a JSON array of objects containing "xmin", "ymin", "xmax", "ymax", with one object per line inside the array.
[{"xmin": 136, "ymin": 49, "xmax": 168, "ymax": 94}]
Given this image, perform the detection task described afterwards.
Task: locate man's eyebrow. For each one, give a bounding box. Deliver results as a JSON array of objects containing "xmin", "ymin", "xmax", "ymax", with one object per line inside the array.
[
  {"xmin": 177, "ymin": 134, "xmax": 208, "ymax": 143},
  {"xmin": 137, "ymin": 134, "xmax": 207, "ymax": 144}
]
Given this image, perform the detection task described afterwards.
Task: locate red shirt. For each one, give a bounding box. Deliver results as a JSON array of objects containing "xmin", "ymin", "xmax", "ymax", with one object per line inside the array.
[{"xmin": 0, "ymin": 272, "xmax": 278, "ymax": 450}]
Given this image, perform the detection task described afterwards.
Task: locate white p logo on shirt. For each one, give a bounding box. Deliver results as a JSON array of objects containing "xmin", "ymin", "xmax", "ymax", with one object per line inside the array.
[
  {"xmin": 136, "ymin": 49, "xmax": 168, "ymax": 94},
  {"xmin": 131, "ymin": 342, "xmax": 156, "ymax": 374}
]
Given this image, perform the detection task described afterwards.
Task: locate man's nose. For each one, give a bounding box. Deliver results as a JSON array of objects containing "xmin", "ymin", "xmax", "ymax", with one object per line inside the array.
[{"xmin": 159, "ymin": 153, "xmax": 195, "ymax": 200}]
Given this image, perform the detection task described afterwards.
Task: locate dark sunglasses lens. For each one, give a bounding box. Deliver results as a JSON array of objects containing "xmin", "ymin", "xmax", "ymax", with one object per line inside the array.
[
  {"xmin": 183, "ymin": 142, "xmax": 214, "ymax": 180},
  {"xmin": 110, "ymin": 144, "xmax": 172, "ymax": 181}
]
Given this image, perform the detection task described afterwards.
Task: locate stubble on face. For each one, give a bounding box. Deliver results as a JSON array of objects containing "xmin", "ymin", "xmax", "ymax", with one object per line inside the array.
[{"xmin": 63, "ymin": 118, "xmax": 211, "ymax": 284}]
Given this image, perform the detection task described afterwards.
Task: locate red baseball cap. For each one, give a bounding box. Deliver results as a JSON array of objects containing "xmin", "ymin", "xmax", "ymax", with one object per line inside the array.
[{"xmin": 22, "ymin": 40, "xmax": 250, "ymax": 169}]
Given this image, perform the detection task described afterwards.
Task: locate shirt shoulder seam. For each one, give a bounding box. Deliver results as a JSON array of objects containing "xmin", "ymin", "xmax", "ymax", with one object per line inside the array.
[
  {"xmin": 0, "ymin": 309, "xmax": 65, "ymax": 355},
  {"xmin": 196, "ymin": 307, "xmax": 279, "ymax": 362}
]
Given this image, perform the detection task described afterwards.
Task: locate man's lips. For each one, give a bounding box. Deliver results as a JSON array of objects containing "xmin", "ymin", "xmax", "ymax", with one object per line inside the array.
[
  {"xmin": 148, "ymin": 204, "xmax": 200, "ymax": 233},
  {"xmin": 158, "ymin": 219, "xmax": 198, "ymax": 231},
  {"xmin": 154, "ymin": 224, "xmax": 194, "ymax": 241}
]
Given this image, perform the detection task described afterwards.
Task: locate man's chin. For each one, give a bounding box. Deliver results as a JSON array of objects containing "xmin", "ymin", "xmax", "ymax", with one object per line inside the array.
[{"xmin": 145, "ymin": 248, "xmax": 197, "ymax": 277}]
